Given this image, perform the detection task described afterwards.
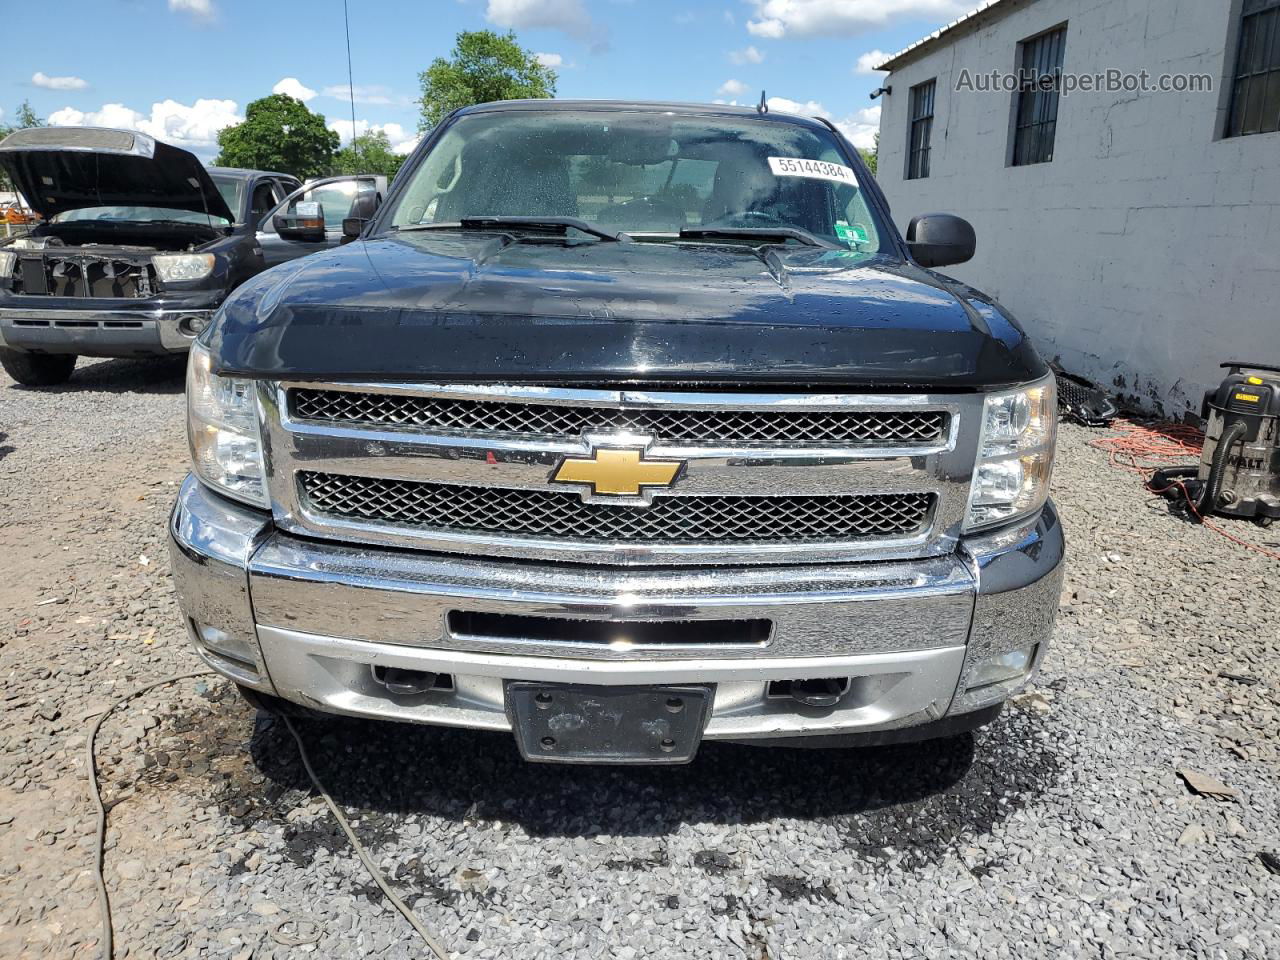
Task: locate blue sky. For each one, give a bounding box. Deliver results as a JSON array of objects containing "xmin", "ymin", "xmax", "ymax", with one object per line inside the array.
[{"xmin": 2, "ymin": 0, "xmax": 975, "ymax": 160}]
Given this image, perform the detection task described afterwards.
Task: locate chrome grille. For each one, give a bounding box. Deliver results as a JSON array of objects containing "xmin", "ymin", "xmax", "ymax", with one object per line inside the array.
[
  {"xmin": 290, "ymin": 388, "xmax": 948, "ymax": 445},
  {"xmin": 300, "ymin": 471, "xmax": 935, "ymax": 544},
  {"xmin": 267, "ymin": 382, "xmax": 977, "ymax": 566}
]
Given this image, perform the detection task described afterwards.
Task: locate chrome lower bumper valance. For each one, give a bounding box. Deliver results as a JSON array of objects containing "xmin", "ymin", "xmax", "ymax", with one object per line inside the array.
[{"xmin": 168, "ymin": 475, "xmax": 1064, "ymax": 741}]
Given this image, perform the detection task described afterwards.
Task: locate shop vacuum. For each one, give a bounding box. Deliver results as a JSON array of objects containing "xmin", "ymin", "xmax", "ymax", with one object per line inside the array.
[{"xmin": 1152, "ymin": 362, "xmax": 1280, "ymax": 526}]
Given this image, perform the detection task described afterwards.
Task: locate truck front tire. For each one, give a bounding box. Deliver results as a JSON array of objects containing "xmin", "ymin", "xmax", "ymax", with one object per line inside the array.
[{"xmin": 0, "ymin": 349, "xmax": 77, "ymax": 386}]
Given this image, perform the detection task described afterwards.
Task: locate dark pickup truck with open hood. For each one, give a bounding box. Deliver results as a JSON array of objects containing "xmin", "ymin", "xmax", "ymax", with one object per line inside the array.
[
  {"xmin": 0, "ymin": 126, "xmax": 384, "ymax": 385},
  {"xmin": 169, "ymin": 100, "xmax": 1064, "ymax": 765}
]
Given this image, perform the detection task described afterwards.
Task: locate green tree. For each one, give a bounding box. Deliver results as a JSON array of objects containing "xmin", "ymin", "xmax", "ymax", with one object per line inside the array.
[
  {"xmin": 15, "ymin": 100, "xmax": 42, "ymax": 129},
  {"xmin": 418, "ymin": 30, "xmax": 555, "ymax": 131},
  {"xmin": 214, "ymin": 94, "xmax": 339, "ymax": 180},
  {"xmin": 331, "ymin": 130, "xmax": 406, "ymax": 178},
  {"xmin": 0, "ymin": 101, "xmax": 45, "ymax": 191},
  {"xmin": 860, "ymin": 132, "xmax": 879, "ymax": 176}
]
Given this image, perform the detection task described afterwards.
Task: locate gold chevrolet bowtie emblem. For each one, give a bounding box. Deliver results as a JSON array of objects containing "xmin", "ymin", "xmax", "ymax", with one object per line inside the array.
[{"xmin": 552, "ymin": 448, "xmax": 684, "ymax": 496}]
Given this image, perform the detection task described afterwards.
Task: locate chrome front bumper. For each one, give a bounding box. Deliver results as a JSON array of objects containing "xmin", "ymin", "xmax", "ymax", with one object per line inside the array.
[
  {"xmin": 168, "ymin": 476, "xmax": 1064, "ymax": 743},
  {"xmin": 0, "ymin": 305, "xmax": 214, "ymax": 356}
]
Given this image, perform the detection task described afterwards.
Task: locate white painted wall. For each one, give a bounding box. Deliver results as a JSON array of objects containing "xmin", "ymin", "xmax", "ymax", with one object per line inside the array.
[{"xmin": 876, "ymin": 0, "xmax": 1279, "ymax": 414}]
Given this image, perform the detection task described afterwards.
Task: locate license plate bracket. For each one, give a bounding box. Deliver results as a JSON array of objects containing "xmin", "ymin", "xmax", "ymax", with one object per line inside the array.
[{"xmin": 506, "ymin": 683, "xmax": 712, "ymax": 764}]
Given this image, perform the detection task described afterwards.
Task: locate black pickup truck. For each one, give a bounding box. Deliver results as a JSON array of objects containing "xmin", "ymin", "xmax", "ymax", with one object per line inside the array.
[
  {"xmin": 169, "ymin": 100, "xmax": 1063, "ymax": 765},
  {"xmin": 0, "ymin": 126, "xmax": 383, "ymax": 385}
]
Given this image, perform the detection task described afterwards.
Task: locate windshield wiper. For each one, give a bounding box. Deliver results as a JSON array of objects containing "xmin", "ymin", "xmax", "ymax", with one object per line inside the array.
[
  {"xmin": 677, "ymin": 226, "xmax": 836, "ymax": 249},
  {"xmin": 149, "ymin": 219, "xmax": 223, "ymax": 229},
  {"xmin": 399, "ymin": 216, "xmax": 625, "ymax": 242}
]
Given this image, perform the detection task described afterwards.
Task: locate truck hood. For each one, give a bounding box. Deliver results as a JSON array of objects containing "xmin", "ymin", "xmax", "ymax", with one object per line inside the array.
[
  {"xmin": 210, "ymin": 231, "xmax": 1047, "ymax": 389},
  {"xmin": 0, "ymin": 126, "xmax": 234, "ymax": 222}
]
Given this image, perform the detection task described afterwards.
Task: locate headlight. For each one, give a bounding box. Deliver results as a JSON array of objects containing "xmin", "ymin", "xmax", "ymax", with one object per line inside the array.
[
  {"xmin": 187, "ymin": 342, "xmax": 268, "ymax": 508},
  {"xmin": 0, "ymin": 250, "xmax": 15, "ymax": 277},
  {"xmin": 965, "ymin": 374, "xmax": 1056, "ymax": 531},
  {"xmin": 153, "ymin": 253, "xmax": 215, "ymax": 282}
]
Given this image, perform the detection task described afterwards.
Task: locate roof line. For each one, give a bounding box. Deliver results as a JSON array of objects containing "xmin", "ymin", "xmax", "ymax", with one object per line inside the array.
[
  {"xmin": 877, "ymin": 0, "xmax": 1030, "ymax": 72},
  {"xmin": 454, "ymin": 98, "xmax": 833, "ymax": 127}
]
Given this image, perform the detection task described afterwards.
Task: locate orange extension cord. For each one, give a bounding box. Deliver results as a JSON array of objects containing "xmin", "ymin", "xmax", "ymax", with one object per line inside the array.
[{"xmin": 1089, "ymin": 419, "xmax": 1280, "ymax": 561}]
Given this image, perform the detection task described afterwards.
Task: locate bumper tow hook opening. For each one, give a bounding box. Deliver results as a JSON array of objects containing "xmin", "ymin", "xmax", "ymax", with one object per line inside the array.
[
  {"xmin": 789, "ymin": 677, "xmax": 853, "ymax": 708},
  {"xmin": 371, "ymin": 665, "xmax": 439, "ymax": 697}
]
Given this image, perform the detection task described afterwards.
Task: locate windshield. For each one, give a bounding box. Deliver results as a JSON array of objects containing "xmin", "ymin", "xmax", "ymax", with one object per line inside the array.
[
  {"xmin": 54, "ymin": 202, "xmax": 233, "ymax": 228},
  {"xmin": 212, "ymin": 175, "xmax": 243, "ymax": 222},
  {"xmin": 387, "ymin": 110, "xmax": 883, "ymax": 252}
]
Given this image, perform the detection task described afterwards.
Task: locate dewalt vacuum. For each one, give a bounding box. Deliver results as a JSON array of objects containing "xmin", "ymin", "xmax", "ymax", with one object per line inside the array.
[{"xmin": 1152, "ymin": 362, "xmax": 1280, "ymax": 526}]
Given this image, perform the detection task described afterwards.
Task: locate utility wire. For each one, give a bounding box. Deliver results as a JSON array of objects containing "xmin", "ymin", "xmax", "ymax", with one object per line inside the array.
[
  {"xmin": 282, "ymin": 715, "xmax": 452, "ymax": 959},
  {"xmin": 87, "ymin": 670, "xmax": 215, "ymax": 960},
  {"xmin": 87, "ymin": 673, "xmax": 452, "ymax": 959}
]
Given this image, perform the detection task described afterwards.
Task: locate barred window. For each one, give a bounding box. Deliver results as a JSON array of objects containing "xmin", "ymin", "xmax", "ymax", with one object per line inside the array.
[
  {"xmin": 1227, "ymin": 0, "xmax": 1280, "ymax": 137},
  {"xmin": 1012, "ymin": 25, "xmax": 1067, "ymax": 166},
  {"xmin": 907, "ymin": 79, "xmax": 936, "ymax": 180}
]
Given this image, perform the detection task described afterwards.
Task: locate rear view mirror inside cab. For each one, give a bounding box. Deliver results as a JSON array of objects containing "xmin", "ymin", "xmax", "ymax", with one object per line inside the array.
[{"xmin": 607, "ymin": 133, "xmax": 676, "ymax": 166}]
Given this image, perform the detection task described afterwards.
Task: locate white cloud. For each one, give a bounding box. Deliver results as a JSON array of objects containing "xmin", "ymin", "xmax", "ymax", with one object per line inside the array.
[
  {"xmin": 718, "ymin": 79, "xmax": 749, "ymax": 97},
  {"xmin": 534, "ymin": 52, "xmax": 564, "ymax": 68},
  {"xmin": 327, "ymin": 119, "xmax": 421, "ymax": 155},
  {"xmin": 272, "ymin": 77, "xmax": 317, "ymax": 102},
  {"xmin": 833, "ymin": 105, "xmax": 881, "ymax": 150},
  {"xmin": 148, "ymin": 98, "xmax": 241, "ymax": 147},
  {"xmin": 47, "ymin": 98, "xmax": 243, "ymax": 154},
  {"xmin": 766, "ymin": 96, "xmax": 827, "ymax": 117},
  {"xmin": 322, "ymin": 83, "xmax": 394, "ymax": 106},
  {"xmin": 48, "ymin": 104, "xmax": 139, "ymax": 131},
  {"xmin": 729, "ymin": 45, "xmax": 765, "ymax": 65},
  {"xmin": 327, "ymin": 118, "xmax": 368, "ymax": 144},
  {"xmin": 746, "ymin": 17, "xmax": 785, "ymax": 38},
  {"xmin": 486, "ymin": 0, "xmax": 607, "ymax": 49},
  {"xmin": 746, "ymin": 0, "xmax": 968, "ymax": 38},
  {"xmin": 168, "ymin": 0, "xmax": 216, "ymax": 21},
  {"xmin": 379, "ymin": 123, "xmax": 422, "ymax": 155},
  {"xmin": 32, "ymin": 72, "xmax": 87, "ymax": 91},
  {"xmin": 855, "ymin": 50, "xmax": 890, "ymax": 75}
]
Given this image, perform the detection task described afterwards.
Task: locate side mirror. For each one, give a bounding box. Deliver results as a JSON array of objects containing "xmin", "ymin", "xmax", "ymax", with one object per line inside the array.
[
  {"xmin": 906, "ymin": 213, "xmax": 976, "ymax": 268},
  {"xmin": 273, "ymin": 201, "xmax": 326, "ymax": 242},
  {"xmin": 340, "ymin": 193, "xmax": 379, "ymax": 244},
  {"xmin": 341, "ymin": 217, "xmax": 366, "ymax": 243}
]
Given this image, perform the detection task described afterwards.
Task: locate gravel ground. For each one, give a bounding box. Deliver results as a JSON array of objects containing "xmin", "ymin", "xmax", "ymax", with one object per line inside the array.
[{"xmin": 1, "ymin": 357, "xmax": 1277, "ymax": 959}]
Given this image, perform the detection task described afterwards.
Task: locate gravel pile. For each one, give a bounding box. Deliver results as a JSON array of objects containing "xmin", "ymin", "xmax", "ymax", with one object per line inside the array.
[{"xmin": 1, "ymin": 359, "xmax": 1277, "ymax": 959}]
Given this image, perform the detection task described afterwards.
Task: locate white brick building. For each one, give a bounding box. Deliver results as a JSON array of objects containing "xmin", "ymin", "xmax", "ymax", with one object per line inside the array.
[{"xmin": 875, "ymin": 0, "xmax": 1279, "ymax": 414}]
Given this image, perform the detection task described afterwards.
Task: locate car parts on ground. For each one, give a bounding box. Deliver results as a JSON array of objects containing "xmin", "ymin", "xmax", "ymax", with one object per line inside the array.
[{"xmin": 1052, "ymin": 363, "xmax": 1118, "ymax": 427}]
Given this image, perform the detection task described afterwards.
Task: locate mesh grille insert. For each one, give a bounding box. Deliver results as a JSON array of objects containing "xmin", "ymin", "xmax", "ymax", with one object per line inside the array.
[
  {"xmin": 290, "ymin": 389, "xmax": 948, "ymax": 446},
  {"xmin": 299, "ymin": 471, "xmax": 934, "ymax": 545}
]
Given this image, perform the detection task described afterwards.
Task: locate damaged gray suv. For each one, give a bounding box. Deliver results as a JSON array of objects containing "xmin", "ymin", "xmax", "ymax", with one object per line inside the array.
[{"xmin": 0, "ymin": 126, "xmax": 382, "ymax": 385}]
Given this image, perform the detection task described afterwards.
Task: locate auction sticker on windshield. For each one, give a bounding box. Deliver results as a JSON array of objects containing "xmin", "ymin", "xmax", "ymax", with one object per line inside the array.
[{"xmin": 768, "ymin": 157, "xmax": 858, "ymax": 186}]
